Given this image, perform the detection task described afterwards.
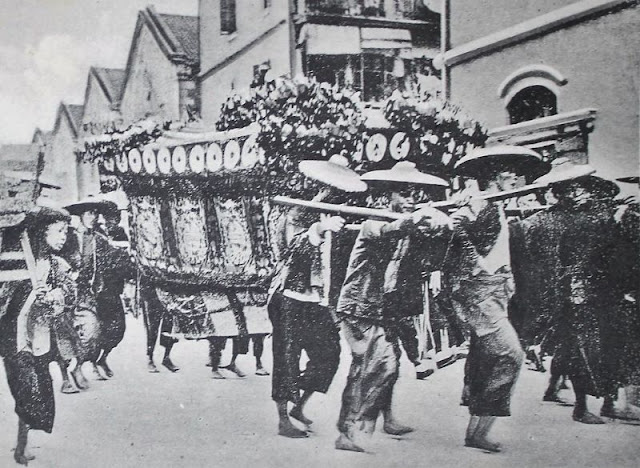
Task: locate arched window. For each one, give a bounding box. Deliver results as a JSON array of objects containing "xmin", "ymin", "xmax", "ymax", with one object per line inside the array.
[
  {"xmin": 507, "ymin": 86, "xmax": 557, "ymax": 124},
  {"xmin": 498, "ymin": 65, "xmax": 566, "ymax": 125}
]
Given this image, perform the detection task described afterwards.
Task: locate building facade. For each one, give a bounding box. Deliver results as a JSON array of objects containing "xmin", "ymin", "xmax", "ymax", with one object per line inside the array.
[
  {"xmin": 443, "ymin": 0, "xmax": 639, "ymax": 180},
  {"xmin": 199, "ymin": 0, "xmax": 440, "ymax": 124},
  {"xmin": 119, "ymin": 6, "xmax": 199, "ymax": 126},
  {"xmin": 40, "ymin": 103, "xmax": 85, "ymax": 204}
]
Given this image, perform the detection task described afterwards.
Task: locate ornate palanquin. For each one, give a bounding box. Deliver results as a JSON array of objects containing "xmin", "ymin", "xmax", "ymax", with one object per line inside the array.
[{"xmin": 100, "ymin": 125, "xmax": 280, "ymax": 337}]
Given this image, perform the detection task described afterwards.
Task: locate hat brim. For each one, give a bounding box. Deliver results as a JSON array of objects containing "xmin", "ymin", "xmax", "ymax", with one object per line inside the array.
[
  {"xmin": 534, "ymin": 164, "xmax": 595, "ymax": 185},
  {"xmin": 455, "ymin": 145, "xmax": 548, "ymax": 178},
  {"xmin": 64, "ymin": 200, "xmax": 111, "ymax": 215},
  {"xmin": 616, "ymin": 176, "xmax": 639, "ymax": 184},
  {"xmin": 298, "ymin": 160, "xmax": 368, "ymax": 192},
  {"xmin": 22, "ymin": 206, "xmax": 71, "ymax": 230},
  {"xmin": 361, "ymin": 170, "xmax": 449, "ymax": 187},
  {"xmin": 456, "ymin": 154, "xmax": 549, "ymax": 178}
]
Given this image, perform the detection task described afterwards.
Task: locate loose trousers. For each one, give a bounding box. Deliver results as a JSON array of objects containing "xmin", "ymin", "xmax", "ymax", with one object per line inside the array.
[
  {"xmin": 269, "ymin": 293, "xmax": 341, "ymax": 404},
  {"xmin": 338, "ymin": 319, "xmax": 400, "ymax": 435}
]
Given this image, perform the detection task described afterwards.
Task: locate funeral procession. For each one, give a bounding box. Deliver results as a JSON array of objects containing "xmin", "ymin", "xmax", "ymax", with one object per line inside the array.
[{"xmin": 0, "ymin": 1, "xmax": 638, "ymax": 467}]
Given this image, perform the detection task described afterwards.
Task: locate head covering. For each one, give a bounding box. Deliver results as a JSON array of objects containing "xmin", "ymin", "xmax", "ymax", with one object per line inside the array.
[
  {"xmin": 22, "ymin": 205, "xmax": 71, "ymax": 230},
  {"xmin": 535, "ymin": 158, "xmax": 619, "ymax": 198},
  {"xmin": 360, "ymin": 161, "xmax": 449, "ymax": 187},
  {"xmin": 616, "ymin": 176, "xmax": 639, "ymax": 185},
  {"xmin": 64, "ymin": 196, "xmax": 112, "ymax": 216},
  {"xmin": 100, "ymin": 200, "xmax": 120, "ymax": 219},
  {"xmin": 534, "ymin": 157, "xmax": 595, "ymax": 185},
  {"xmin": 298, "ymin": 154, "xmax": 368, "ymax": 192},
  {"xmin": 455, "ymin": 145, "xmax": 549, "ymax": 179}
]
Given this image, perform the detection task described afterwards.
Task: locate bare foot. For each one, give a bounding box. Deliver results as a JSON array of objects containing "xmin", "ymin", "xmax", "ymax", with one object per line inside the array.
[
  {"xmin": 92, "ymin": 364, "xmax": 108, "ymax": 381},
  {"xmin": 600, "ymin": 407, "xmax": 640, "ymax": 421},
  {"xmin": 255, "ymin": 366, "xmax": 270, "ymax": 376},
  {"xmin": 61, "ymin": 380, "xmax": 79, "ymax": 394},
  {"xmin": 465, "ymin": 437, "xmax": 502, "ymax": 452},
  {"xmin": 71, "ymin": 368, "xmax": 89, "ymax": 390},
  {"xmin": 290, "ymin": 407, "xmax": 313, "ymax": 426},
  {"xmin": 543, "ymin": 394, "xmax": 573, "ymax": 406},
  {"xmin": 335, "ymin": 433, "xmax": 364, "ymax": 452},
  {"xmin": 98, "ymin": 360, "xmax": 114, "ymax": 378},
  {"xmin": 573, "ymin": 411, "xmax": 605, "ymax": 424},
  {"xmin": 211, "ymin": 370, "xmax": 226, "ymax": 380},
  {"xmin": 162, "ymin": 358, "xmax": 180, "ymax": 373},
  {"xmin": 14, "ymin": 450, "xmax": 35, "ymax": 465},
  {"xmin": 147, "ymin": 361, "xmax": 159, "ymax": 373},
  {"xmin": 222, "ymin": 363, "xmax": 246, "ymax": 378},
  {"xmin": 278, "ymin": 421, "xmax": 308, "ymax": 439},
  {"xmin": 382, "ymin": 421, "xmax": 414, "ymax": 436}
]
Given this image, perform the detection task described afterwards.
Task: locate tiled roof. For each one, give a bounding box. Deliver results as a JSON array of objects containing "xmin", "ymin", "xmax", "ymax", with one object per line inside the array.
[
  {"xmin": 93, "ymin": 68, "xmax": 126, "ymax": 105},
  {"xmin": 159, "ymin": 14, "xmax": 199, "ymax": 62},
  {"xmin": 66, "ymin": 104, "xmax": 85, "ymax": 132}
]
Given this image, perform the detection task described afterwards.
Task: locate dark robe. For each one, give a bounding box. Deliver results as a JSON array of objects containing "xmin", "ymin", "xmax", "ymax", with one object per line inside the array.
[{"xmin": 0, "ymin": 253, "xmax": 76, "ymax": 433}]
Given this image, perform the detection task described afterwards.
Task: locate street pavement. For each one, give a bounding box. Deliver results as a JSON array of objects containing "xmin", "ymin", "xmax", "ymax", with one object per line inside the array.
[{"xmin": 1, "ymin": 315, "xmax": 638, "ymax": 467}]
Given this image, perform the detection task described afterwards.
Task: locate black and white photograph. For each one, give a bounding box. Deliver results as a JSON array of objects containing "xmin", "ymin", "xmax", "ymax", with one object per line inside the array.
[{"xmin": 0, "ymin": 1, "xmax": 638, "ymax": 466}]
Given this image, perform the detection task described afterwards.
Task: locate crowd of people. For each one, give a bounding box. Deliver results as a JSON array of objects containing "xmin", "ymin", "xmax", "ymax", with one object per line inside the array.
[
  {"xmin": 265, "ymin": 147, "xmax": 639, "ymax": 453},
  {"xmin": 0, "ymin": 144, "xmax": 638, "ymax": 464},
  {"xmin": 0, "ymin": 197, "xmax": 134, "ymax": 464}
]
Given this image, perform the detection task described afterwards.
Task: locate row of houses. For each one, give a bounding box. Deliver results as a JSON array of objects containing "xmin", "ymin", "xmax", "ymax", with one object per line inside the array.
[{"xmin": 0, "ymin": 0, "xmax": 637, "ymax": 204}]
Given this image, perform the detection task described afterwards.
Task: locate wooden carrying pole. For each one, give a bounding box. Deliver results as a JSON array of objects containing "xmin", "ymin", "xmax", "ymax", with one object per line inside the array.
[
  {"xmin": 271, "ymin": 196, "xmax": 405, "ymax": 221},
  {"xmin": 271, "ymin": 182, "xmax": 549, "ymax": 219}
]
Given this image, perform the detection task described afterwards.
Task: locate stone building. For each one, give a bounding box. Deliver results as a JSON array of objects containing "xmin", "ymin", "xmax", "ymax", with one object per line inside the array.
[
  {"xmin": 199, "ymin": 0, "xmax": 440, "ymax": 124},
  {"xmin": 119, "ymin": 5, "xmax": 199, "ymax": 126},
  {"xmin": 442, "ymin": 0, "xmax": 639, "ymax": 180}
]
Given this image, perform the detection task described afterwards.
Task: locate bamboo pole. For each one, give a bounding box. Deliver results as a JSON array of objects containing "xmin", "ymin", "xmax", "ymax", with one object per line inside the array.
[
  {"xmin": 272, "ymin": 182, "xmax": 550, "ymax": 219},
  {"xmin": 271, "ymin": 196, "xmax": 405, "ymax": 221}
]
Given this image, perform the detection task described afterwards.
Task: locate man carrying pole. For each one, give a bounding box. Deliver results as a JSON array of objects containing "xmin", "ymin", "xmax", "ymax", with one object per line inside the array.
[
  {"xmin": 334, "ymin": 161, "xmax": 451, "ymax": 452},
  {"xmin": 445, "ymin": 145, "xmax": 548, "ymax": 452},
  {"xmin": 267, "ymin": 154, "xmax": 365, "ymax": 438}
]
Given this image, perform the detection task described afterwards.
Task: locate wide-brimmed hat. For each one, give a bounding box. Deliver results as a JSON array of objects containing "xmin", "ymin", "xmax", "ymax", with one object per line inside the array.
[
  {"xmin": 22, "ymin": 205, "xmax": 71, "ymax": 230},
  {"xmin": 100, "ymin": 200, "xmax": 120, "ymax": 219},
  {"xmin": 360, "ymin": 161, "xmax": 449, "ymax": 187},
  {"xmin": 534, "ymin": 158, "xmax": 595, "ymax": 185},
  {"xmin": 616, "ymin": 176, "xmax": 639, "ymax": 185},
  {"xmin": 64, "ymin": 196, "xmax": 112, "ymax": 216},
  {"xmin": 298, "ymin": 154, "xmax": 368, "ymax": 192},
  {"xmin": 455, "ymin": 145, "xmax": 549, "ymax": 179},
  {"xmin": 535, "ymin": 159, "xmax": 619, "ymax": 198}
]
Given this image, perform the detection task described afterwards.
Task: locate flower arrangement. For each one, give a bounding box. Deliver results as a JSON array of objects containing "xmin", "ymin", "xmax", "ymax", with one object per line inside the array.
[
  {"xmin": 217, "ymin": 75, "xmax": 365, "ymax": 196},
  {"xmin": 383, "ymin": 89, "xmax": 488, "ymax": 178},
  {"xmin": 77, "ymin": 119, "xmax": 172, "ymax": 163}
]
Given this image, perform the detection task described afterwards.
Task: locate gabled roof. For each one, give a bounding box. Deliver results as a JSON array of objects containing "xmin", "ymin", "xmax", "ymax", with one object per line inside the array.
[
  {"xmin": 0, "ymin": 144, "xmax": 40, "ymax": 171},
  {"xmin": 124, "ymin": 6, "xmax": 199, "ymax": 72},
  {"xmin": 88, "ymin": 67, "xmax": 126, "ymax": 109},
  {"xmin": 53, "ymin": 102, "xmax": 85, "ymax": 138},
  {"xmin": 159, "ymin": 13, "xmax": 199, "ymax": 62},
  {"xmin": 32, "ymin": 128, "xmax": 44, "ymax": 145}
]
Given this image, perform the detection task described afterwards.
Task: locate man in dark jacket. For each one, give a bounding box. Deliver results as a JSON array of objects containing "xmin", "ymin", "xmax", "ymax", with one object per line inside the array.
[
  {"xmin": 267, "ymin": 154, "xmax": 364, "ymax": 438},
  {"xmin": 64, "ymin": 197, "xmax": 134, "ymax": 381},
  {"xmin": 335, "ymin": 161, "xmax": 451, "ymax": 452}
]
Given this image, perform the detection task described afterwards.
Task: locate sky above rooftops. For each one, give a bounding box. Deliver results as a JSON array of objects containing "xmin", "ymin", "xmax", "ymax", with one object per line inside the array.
[{"xmin": 0, "ymin": 0, "xmax": 197, "ymax": 144}]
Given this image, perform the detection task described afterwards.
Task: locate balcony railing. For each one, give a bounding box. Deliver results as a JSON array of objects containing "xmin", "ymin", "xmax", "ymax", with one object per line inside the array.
[{"xmin": 302, "ymin": 0, "xmax": 424, "ymax": 20}]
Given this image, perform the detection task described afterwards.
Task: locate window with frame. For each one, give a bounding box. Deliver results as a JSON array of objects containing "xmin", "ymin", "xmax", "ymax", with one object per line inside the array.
[
  {"xmin": 306, "ymin": 53, "xmax": 400, "ymax": 102},
  {"xmin": 507, "ymin": 85, "xmax": 557, "ymax": 124},
  {"xmin": 221, "ymin": 0, "xmax": 237, "ymax": 34}
]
